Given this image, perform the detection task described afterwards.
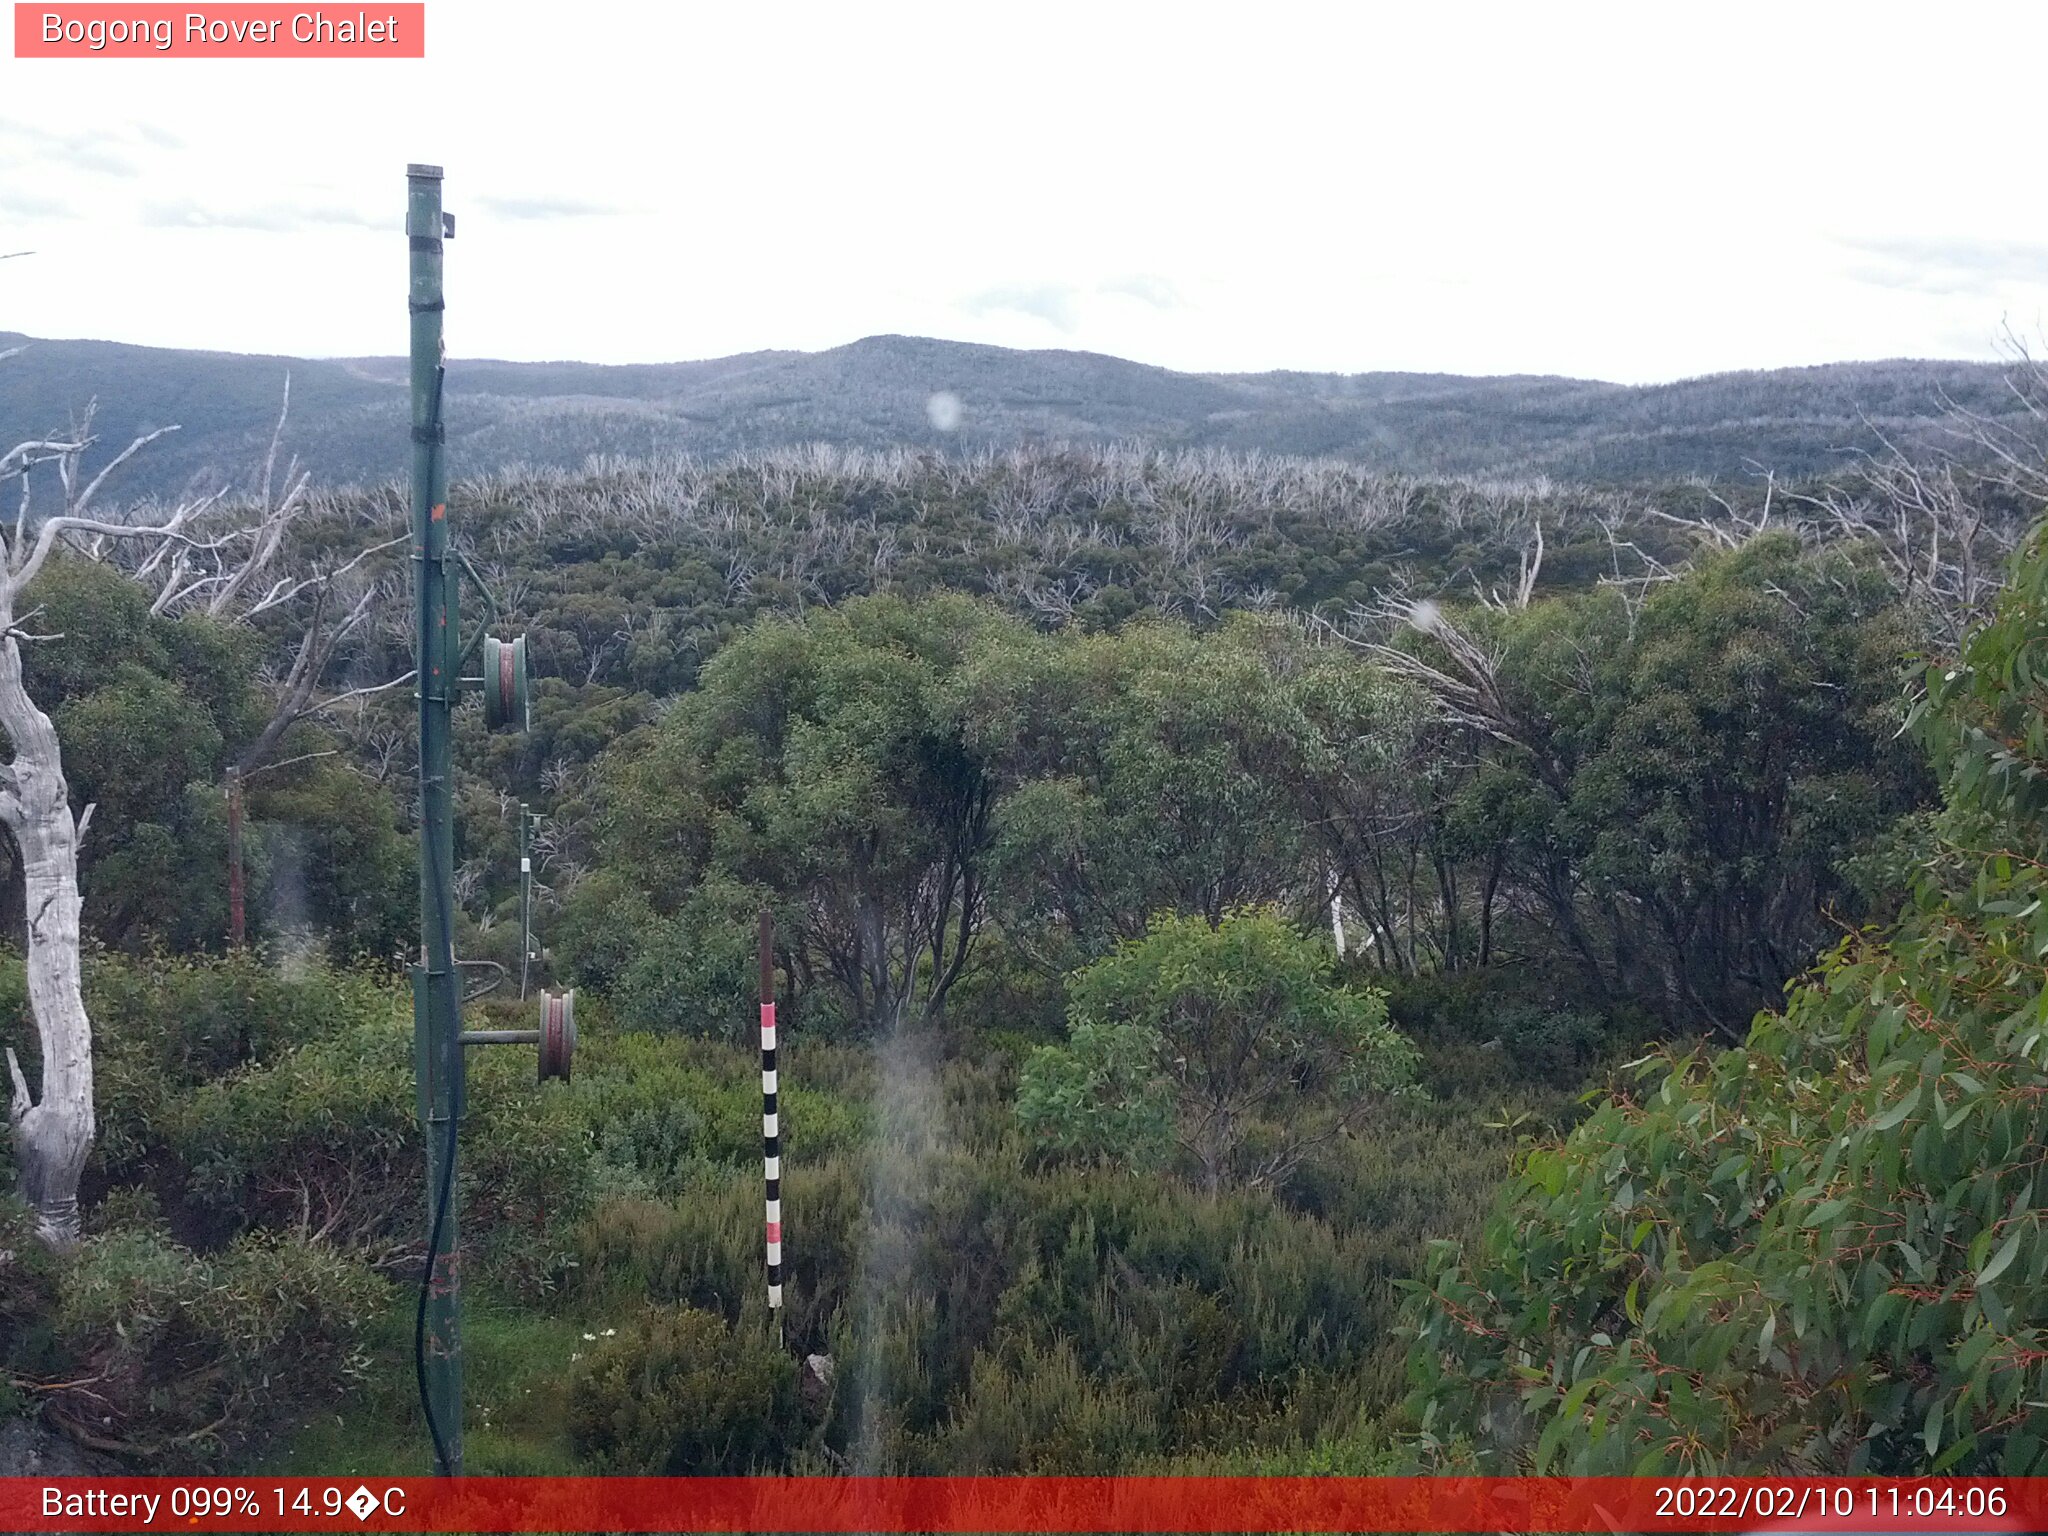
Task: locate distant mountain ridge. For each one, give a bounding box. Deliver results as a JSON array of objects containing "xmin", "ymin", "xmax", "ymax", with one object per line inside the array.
[{"xmin": 0, "ymin": 330, "xmax": 2023, "ymax": 502}]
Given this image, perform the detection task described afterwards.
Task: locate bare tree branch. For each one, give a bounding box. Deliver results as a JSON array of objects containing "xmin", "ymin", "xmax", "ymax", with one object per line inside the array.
[{"xmin": 5, "ymin": 1047, "xmax": 29, "ymax": 1123}]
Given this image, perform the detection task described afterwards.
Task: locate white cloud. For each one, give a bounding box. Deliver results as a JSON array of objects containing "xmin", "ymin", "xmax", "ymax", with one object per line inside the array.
[
  {"xmin": 961, "ymin": 284, "xmax": 1087, "ymax": 334},
  {"xmin": 1, "ymin": 1, "xmax": 2046, "ymax": 382}
]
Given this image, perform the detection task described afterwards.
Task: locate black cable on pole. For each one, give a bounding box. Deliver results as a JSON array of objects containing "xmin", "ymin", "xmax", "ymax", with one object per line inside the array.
[{"xmin": 416, "ymin": 1096, "xmax": 458, "ymax": 1474}]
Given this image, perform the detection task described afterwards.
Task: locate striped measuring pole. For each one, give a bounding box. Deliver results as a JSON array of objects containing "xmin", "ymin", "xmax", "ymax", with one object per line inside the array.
[{"xmin": 759, "ymin": 909, "xmax": 783, "ymax": 1342}]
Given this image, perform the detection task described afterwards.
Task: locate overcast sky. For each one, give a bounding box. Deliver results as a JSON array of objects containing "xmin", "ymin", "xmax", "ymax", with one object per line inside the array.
[{"xmin": 3, "ymin": 1, "xmax": 2046, "ymax": 383}]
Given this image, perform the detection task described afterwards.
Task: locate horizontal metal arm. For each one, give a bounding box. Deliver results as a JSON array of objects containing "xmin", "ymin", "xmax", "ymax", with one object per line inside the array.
[{"xmin": 459, "ymin": 1029, "xmax": 540, "ymax": 1047}]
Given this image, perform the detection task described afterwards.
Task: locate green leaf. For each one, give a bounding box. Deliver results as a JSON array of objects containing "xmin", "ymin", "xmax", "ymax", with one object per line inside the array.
[
  {"xmin": 1955, "ymin": 1326, "xmax": 1996, "ymax": 1379},
  {"xmin": 1869, "ymin": 1087, "xmax": 1919, "ymax": 1132},
  {"xmin": 1978, "ymin": 1224, "xmax": 2026, "ymax": 1288},
  {"xmin": 1979, "ymin": 1277, "xmax": 2011, "ymax": 1334},
  {"xmin": 1803, "ymin": 1197, "xmax": 1850, "ymax": 1228}
]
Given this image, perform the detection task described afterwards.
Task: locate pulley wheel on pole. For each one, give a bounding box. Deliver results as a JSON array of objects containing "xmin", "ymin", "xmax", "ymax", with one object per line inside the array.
[
  {"xmin": 538, "ymin": 988, "xmax": 576, "ymax": 1083},
  {"xmin": 483, "ymin": 634, "xmax": 529, "ymax": 731}
]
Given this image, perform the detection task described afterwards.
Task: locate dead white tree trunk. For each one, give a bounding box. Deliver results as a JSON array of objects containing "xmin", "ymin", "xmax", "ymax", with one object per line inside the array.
[
  {"xmin": 0, "ymin": 388, "xmax": 218, "ymax": 1245},
  {"xmin": 0, "ymin": 599, "xmax": 93, "ymax": 1247},
  {"xmin": 0, "ymin": 509, "xmax": 201, "ymax": 1246},
  {"xmin": 0, "ymin": 359, "xmax": 413, "ymax": 1241}
]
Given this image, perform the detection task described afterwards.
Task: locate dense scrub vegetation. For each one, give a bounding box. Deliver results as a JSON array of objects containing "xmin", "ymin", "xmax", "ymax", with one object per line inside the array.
[
  {"xmin": 1406, "ymin": 523, "xmax": 2048, "ymax": 1474},
  {"xmin": 565, "ymin": 533, "xmax": 1925, "ymax": 1043},
  {"xmin": 0, "ymin": 944, "xmax": 1546, "ymax": 1471},
  {"xmin": 0, "ymin": 429, "xmax": 2037, "ymax": 1475}
]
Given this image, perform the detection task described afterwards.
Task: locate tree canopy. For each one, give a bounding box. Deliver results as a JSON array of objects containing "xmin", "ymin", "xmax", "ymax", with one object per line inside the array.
[
  {"xmin": 1019, "ymin": 907, "xmax": 1418, "ymax": 1192},
  {"xmin": 1404, "ymin": 523, "xmax": 2048, "ymax": 1474}
]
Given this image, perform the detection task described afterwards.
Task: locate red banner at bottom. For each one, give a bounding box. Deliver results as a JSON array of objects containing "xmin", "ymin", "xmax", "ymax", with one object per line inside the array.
[{"xmin": 3, "ymin": 1476, "xmax": 2042, "ymax": 1533}]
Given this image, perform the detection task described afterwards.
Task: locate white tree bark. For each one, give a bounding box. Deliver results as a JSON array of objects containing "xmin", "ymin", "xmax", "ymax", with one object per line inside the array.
[
  {"xmin": 0, "ymin": 388, "xmax": 230, "ymax": 1245},
  {"xmin": 0, "ymin": 368, "xmax": 403, "ymax": 1244},
  {"xmin": 0, "ymin": 599, "xmax": 93, "ymax": 1247}
]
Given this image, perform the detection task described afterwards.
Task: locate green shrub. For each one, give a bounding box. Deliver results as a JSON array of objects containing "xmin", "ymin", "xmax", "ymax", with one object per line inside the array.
[
  {"xmin": 1021, "ymin": 908, "xmax": 1417, "ymax": 1191},
  {"xmin": 827, "ymin": 1288, "xmax": 942, "ymax": 1471},
  {"xmin": 162, "ymin": 1018, "xmax": 415, "ymax": 1251},
  {"xmin": 1488, "ymin": 1005, "xmax": 1610, "ymax": 1082},
  {"xmin": 559, "ymin": 873, "xmax": 772, "ymax": 1042},
  {"xmin": 50, "ymin": 1227, "xmax": 384, "ymax": 1454},
  {"xmin": 576, "ymin": 1157, "xmax": 865, "ymax": 1350},
  {"xmin": 85, "ymin": 948, "xmax": 400, "ymax": 1183},
  {"xmin": 1403, "ymin": 522, "xmax": 2048, "ymax": 1474},
  {"xmin": 246, "ymin": 757, "xmax": 415, "ymax": 963},
  {"xmin": 161, "ymin": 1007, "xmax": 591, "ymax": 1295},
  {"xmin": 1380, "ymin": 968, "xmax": 1640, "ymax": 1095},
  {"xmin": 0, "ymin": 1195, "xmax": 61, "ymax": 1392},
  {"xmin": 1157, "ymin": 1404, "xmax": 1405, "ymax": 1474},
  {"xmin": 931, "ymin": 1338, "xmax": 1162, "ymax": 1472},
  {"xmin": 563, "ymin": 1027, "xmax": 1505, "ymax": 1471},
  {"xmin": 940, "ymin": 929, "xmax": 1069, "ymax": 1047},
  {"xmin": 568, "ymin": 1304, "xmax": 801, "ymax": 1472},
  {"xmin": 1014, "ymin": 1021, "xmax": 1172, "ymax": 1171},
  {"xmin": 570, "ymin": 1029, "xmax": 866, "ymax": 1197}
]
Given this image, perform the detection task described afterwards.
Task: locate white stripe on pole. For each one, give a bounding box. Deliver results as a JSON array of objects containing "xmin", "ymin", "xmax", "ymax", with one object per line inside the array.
[{"xmin": 761, "ymin": 909, "xmax": 783, "ymax": 1340}]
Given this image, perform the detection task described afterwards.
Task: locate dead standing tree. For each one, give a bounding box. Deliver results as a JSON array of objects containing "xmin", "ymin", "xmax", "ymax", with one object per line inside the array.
[
  {"xmin": 1324, "ymin": 593, "xmax": 1612, "ymax": 985},
  {"xmin": 0, "ymin": 373, "xmax": 406, "ymax": 1241},
  {"xmin": 115, "ymin": 381, "xmax": 411, "ymax": 943},
  {"xmin": 0, "ymin": 406, "xmax": 229, "ymax": 1246}
]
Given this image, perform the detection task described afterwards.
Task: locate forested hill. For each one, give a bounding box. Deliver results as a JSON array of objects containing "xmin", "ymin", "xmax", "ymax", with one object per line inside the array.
[{"xmin": 0, "ymin": 329, "xmax": 2023, "ymax": 500}]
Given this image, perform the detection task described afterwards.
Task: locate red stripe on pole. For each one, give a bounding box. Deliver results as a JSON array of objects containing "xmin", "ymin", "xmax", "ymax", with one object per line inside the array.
[
  {"xmin": 0, "ymin": 1478, "xmax": 2039, "ymax": 1532},
  {"xmin": 766, "ymin": 1220, "xmax": 782, "ymax": 1241}
]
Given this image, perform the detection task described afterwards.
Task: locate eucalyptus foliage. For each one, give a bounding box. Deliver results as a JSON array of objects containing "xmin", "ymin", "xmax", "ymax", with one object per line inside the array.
[
  {"xmin": 1405, "ymin": 522, "xmax": 2048, "ymax": 1474},
  {"xmin": 584, "ymin": 593, "xmax": 1019, "ymax": 1033},
  {"xmin": 1020, "ymin": 908, "xmax": 1418, "ymax": 1191}
]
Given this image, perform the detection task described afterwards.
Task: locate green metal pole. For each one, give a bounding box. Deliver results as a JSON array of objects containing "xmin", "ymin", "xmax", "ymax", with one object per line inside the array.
[
  {"xmin": 519, "ymin": 804, "xmax": 532, "ymax": 1001},
  {"xmin": 407, "ymin": 161, "xmax": 463, "ymax": 1477}
]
